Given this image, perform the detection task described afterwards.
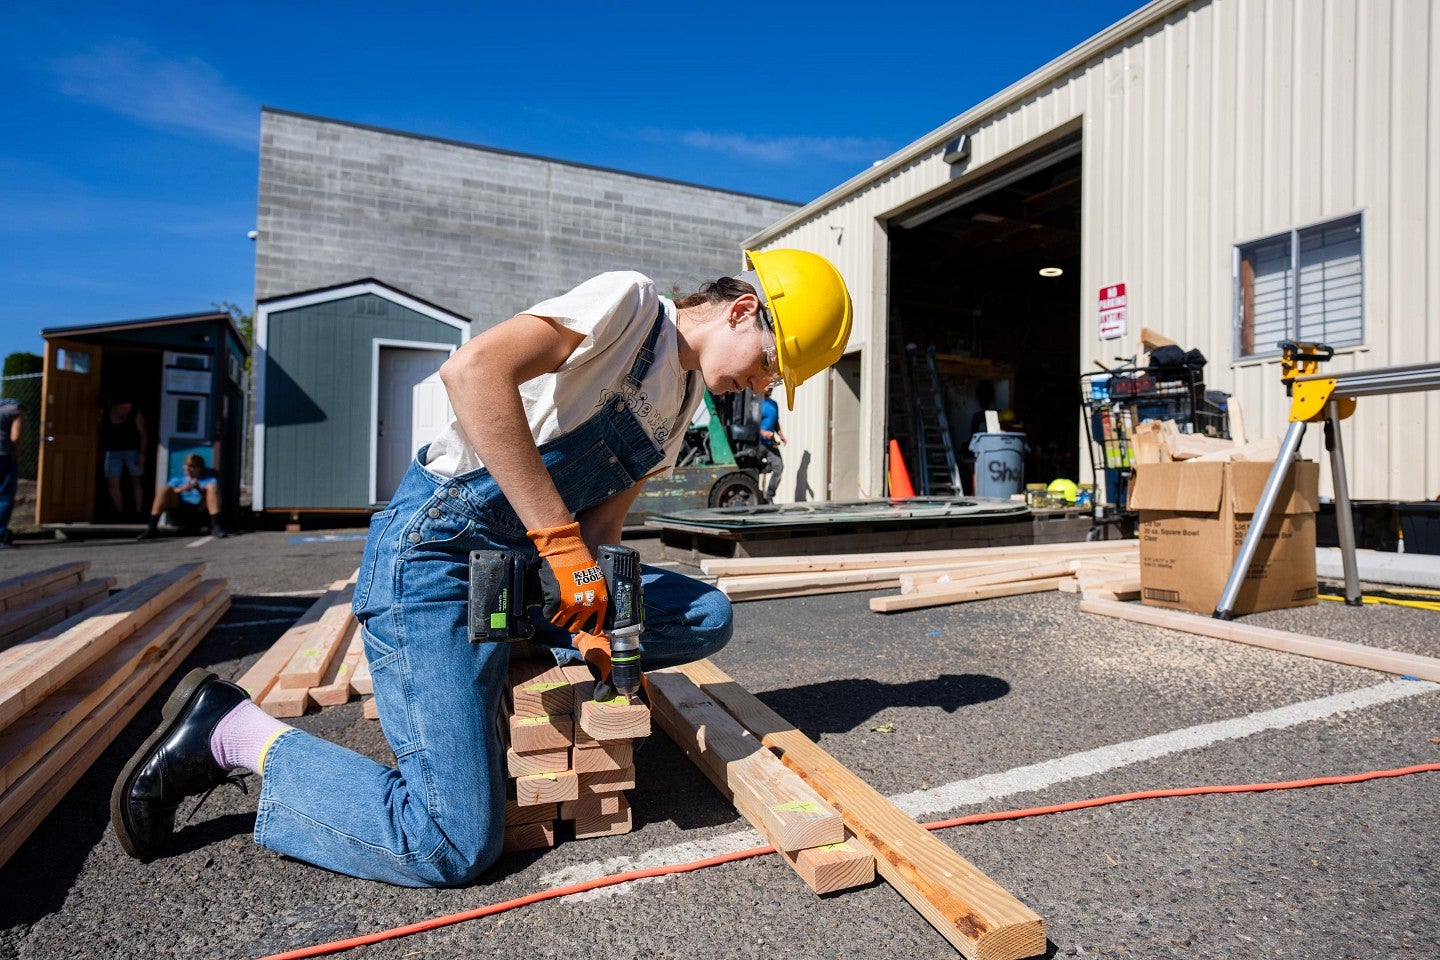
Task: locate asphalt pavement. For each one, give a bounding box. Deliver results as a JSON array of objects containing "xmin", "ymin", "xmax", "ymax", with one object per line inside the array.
[{"xmin": 0, "ymin": 527, "xmax": 1436, "ymax": 960}]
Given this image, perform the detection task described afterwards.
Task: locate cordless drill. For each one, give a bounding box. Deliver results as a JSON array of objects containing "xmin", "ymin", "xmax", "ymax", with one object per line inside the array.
[{"xmin": 467, "ymin": 544, "xmax": 644, "ymax": 700}]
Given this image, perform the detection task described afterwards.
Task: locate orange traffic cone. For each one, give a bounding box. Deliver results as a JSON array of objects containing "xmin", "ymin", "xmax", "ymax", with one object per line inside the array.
[{"xmin": 887, "ymin": 439, "xmax": 916, "ymax": 499}]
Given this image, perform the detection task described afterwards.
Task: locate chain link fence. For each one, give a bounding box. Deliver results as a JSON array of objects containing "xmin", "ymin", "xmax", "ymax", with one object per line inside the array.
[{"xmin": 1, "ymin": 372, "xmax": 41, "ymax": 480}]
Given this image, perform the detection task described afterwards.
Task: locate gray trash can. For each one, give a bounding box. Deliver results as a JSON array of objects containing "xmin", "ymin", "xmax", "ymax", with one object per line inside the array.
[{"xmin": 968, "ymin": 432, "xmax": 1027, "ymax": 499}]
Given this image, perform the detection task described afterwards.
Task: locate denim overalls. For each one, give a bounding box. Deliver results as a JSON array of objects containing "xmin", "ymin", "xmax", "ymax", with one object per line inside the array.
[{"xmin": 253, "ymin": 306, "xmax": 731, "ymax": 886}]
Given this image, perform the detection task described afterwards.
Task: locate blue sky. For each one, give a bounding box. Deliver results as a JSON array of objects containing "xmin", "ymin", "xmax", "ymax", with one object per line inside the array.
[{"xmin": 1, "ymin": 0, "xmax": 1144, "ymax": 358}]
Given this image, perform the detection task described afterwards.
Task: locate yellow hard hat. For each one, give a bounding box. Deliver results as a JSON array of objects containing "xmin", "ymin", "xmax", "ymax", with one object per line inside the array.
[
  {"xmin": 1047, "ymin": 478, "xmax": 1078, "ymax": 503},
  {"xmin": 744, "ymin": 248, "xmax": 853, "ymax": 410}
]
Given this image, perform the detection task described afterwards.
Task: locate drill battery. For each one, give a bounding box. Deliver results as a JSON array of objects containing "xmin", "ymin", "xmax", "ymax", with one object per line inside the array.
[{"xmin": 467, "ymin": 549, "xmax": 538, "ymax": 642}]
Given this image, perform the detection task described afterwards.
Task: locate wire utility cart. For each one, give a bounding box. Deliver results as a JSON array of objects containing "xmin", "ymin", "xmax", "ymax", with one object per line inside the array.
[{"xmin": 1079, "ymin": 364, "xmax": 1227, "ymax": 538}]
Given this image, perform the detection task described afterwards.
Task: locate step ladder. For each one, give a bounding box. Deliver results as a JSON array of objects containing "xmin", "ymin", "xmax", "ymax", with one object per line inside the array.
[
  {"xmin": 885, "ymin": 323, "xmax": 920, "ymax": 495},
  {"xmin": 906, "ymin": 345, "xmax": 962, "ymax": 496}
]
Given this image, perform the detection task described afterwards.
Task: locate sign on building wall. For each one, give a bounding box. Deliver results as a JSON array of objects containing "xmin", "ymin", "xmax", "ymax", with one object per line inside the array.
[{"xmin": 1097, "ymin": 283, "xmax": 1128, "ymax": 340}]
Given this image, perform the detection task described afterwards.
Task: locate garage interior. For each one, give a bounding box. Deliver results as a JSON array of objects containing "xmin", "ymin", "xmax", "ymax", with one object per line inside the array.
[{"xmin": 887, "ymin": 137, "xmax": 1083, "ymax": 498}]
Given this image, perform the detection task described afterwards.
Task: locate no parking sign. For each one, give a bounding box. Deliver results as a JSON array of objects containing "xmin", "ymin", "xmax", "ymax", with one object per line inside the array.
[{"xmin": 1098, "ymin": 283, "xmax": 1128, "ymax": 340}]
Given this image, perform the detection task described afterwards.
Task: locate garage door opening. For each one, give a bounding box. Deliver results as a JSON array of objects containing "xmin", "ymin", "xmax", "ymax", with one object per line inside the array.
[{"xmin": 887, "ymin": 137, "xmax": 1082, "ymax": 498}]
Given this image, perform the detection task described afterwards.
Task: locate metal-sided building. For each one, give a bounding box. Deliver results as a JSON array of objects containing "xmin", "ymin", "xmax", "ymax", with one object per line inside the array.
[
  {"xmin": 253, "ymin": 108, "xmax": 799, "ymax": 513},
  {"xmin": 746, "ymin": 0, "xmax": 1438, "ymax": 506},
  {"xmin": 255, "ymin": 108, "xmax": 798, "ymax": 321},
  {"xmin": 252, "ymin": 280, "xmax": 468, "ymax": 514}
]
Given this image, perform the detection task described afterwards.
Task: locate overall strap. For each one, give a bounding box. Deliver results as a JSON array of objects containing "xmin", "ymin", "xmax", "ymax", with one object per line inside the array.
[{"xmin": 619, "ymin": 302, "xmax": 667, "ymax": 401}]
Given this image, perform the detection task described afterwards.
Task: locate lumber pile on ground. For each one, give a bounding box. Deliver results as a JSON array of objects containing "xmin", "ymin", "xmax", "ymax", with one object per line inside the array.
[
  {"xmin": 650, "ymin": 659, "xmax": 1045, "ymax": 960},
  {"xmin": 236, "ymin": 574, "xmax": 361, "ymax": 718},
  {"xmin": 0, "ymin": 563, "xmax": 229, "ymax": 868},
  {"xmin": 700, "ymin": 540, "xmax": 1139, "ymax": 611},
  {"xmin": 0, "ymin": 563, "xmax": 114, "ymax": 651},
  {"xmin": 646, "ymin": 667, "xmax": 874, "ymax": 894},
  {"xmin": 501, "ymin": 658, "xmax": 650, "ymax": 852}
]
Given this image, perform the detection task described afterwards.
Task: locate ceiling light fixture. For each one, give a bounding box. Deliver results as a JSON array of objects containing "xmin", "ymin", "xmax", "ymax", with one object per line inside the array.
[{"xmin": 1038, "ymin": 266, "xmax": 1064, "ymax": 277}]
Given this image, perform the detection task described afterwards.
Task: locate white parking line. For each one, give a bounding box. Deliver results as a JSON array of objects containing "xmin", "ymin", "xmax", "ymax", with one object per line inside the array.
[
  {"xmin": 538, "ymin": 677, "xmax": 1437, "ymax": 897},
  {"xmin": 888, "ymin": 677, "xmax": 1438, "ymax": 818},
  {"xmin": 185, "ymin": 536, "xmax": 212, "ymax": 548}
]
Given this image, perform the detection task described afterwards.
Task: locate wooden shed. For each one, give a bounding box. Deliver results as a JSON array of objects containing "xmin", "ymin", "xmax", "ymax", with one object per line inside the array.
[
  {"xmin": 252, "ymin": 279, "xmax": 470, "ymax": 516},
  {"xmin": 38, "ymin": 312, "xmax": 249, "ymax": 529}
]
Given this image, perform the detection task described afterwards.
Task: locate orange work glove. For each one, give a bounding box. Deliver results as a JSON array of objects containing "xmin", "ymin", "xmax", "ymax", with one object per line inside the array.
[
  {"xmin": 573, "ymin": 631, "xmax": 612, "ymax": 682},
  {"xmin": 528, "ymin": 521, "xmax": 608, "ymax": 634}
]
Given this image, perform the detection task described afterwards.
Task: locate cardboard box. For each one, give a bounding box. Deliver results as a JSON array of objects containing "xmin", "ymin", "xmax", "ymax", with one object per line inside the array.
[{"xmin": 1128, "ymin": 459, "xmax": 1320, "ymax": 615}]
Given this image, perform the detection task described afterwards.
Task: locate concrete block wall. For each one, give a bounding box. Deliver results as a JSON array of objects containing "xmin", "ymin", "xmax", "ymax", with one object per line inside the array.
[{"xmin": 255, "ymin": 109, "xmax": 799, "ymax": 327}]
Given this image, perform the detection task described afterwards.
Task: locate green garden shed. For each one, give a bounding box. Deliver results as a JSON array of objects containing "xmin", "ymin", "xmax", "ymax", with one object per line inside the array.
[{"xmin": 252, "ymin": 279, "xmax": 470, "ymax": 517}]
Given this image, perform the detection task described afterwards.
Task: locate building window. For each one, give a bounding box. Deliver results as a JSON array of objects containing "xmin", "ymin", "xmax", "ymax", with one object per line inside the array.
[{"xmin": 1235, "ymin": 214, "xmax": 1363, "ymax": 358}]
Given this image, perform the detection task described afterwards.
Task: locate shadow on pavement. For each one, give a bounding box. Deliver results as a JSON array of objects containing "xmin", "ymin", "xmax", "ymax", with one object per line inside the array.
[{"xmin": 756, "ymin": 673, "xmax": 1012, "ymax": 738}]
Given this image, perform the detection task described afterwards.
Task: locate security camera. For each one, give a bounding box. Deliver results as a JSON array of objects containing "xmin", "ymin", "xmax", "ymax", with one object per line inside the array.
[{"xmin": 247, "ymin": 230, "xmax": 259, "ymax": 241}]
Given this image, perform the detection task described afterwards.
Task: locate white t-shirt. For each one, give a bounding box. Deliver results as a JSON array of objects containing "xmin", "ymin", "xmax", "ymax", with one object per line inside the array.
[{"xmin": 423, "ymin": 271, "xmax": 703, "ymax": 480}]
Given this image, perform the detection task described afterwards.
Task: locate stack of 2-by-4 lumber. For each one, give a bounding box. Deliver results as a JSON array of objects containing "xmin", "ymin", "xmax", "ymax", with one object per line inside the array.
[
  {"xmin": 873, "ymin": 541, "xmax": 1141, "ymax": 612},
  {"xmin": 659, "ymin": 658, "xmax": 1046, "ymax": 960},
  {"xmin": 235, "ymin": 572, "xmax": 362, "ymax": 718},
  {"xmin": 645, "ymin": 666, "xmax": 875, "ymax": 895},
  {"xmin": 702, "ymin": 540, "xmax": 1138, "ymax": 611},
  {"xmin": 0, "ymin": 563, "xmax": 114, "ymax": 652},
  {"xmin": 501, "ymin": 657, "xmax": 649, "ymax": 853},
  {"xmin": 0, "ymin": 563, "xmax": 229, "ymax": 868}
]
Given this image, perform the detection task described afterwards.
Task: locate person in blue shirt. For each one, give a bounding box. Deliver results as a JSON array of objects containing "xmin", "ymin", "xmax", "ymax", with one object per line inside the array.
[
  {"xmin": 0, "ymin": 398, "xmax": 24, "ymax": 548},
  {"xmin": 758, "ymin": 385, "xmax": 786, "ymax": 501},
  {"xmin": 136, "ymin": 453, "xmax": 225, "ymax": 539}
]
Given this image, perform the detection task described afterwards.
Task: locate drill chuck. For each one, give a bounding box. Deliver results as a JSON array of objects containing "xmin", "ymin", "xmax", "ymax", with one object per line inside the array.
[
  {"xmin": 607, "ymin": 625, "xmax": 642, "ymax": 697},
  {"xmin": 598, "ymin": 544, "xmax": 643, "ymax": 697}
]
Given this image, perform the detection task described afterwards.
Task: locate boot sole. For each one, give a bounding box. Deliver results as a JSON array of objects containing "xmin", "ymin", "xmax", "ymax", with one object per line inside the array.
[{"xmin": 109, "ymin": 667, "xmax": 217, "ymax": 861}]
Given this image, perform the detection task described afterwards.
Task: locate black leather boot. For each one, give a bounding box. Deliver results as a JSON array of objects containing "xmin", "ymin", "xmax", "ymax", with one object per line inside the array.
[{"xmin": 110, "ymin": 668, "xmax": 250, "ymax": 860}]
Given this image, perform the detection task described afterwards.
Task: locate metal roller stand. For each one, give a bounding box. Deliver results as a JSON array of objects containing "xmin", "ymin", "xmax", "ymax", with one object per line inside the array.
[
  {"xmin": 1214, "ymin": 347, "xmax": 1440, "ymax": 620},
  {"xmin": 1324, "ymin": 399, "xmax": 1362, "ymax": 605}
]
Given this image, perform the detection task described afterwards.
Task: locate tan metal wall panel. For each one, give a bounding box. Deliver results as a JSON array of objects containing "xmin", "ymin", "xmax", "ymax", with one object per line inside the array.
[{"xmin": 755, "ymin": 0, "xmax": 1438, "ymax": 503}]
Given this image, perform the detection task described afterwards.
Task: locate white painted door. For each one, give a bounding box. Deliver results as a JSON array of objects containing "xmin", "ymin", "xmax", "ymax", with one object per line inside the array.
[
  {"xmin": 411, "ymin": 371, "xmax": 454, "ymax": 460},
  {"xmin": 828, "ymin": 355, "xmax": 863, "ymax": 500},
  {"xmin": 376, "ymin": 347, "xmax": 449, "ymax": 502}
]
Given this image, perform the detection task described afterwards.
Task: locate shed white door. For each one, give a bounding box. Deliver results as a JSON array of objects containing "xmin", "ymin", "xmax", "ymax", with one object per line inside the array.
[
  {"xmin": 376, "ymin": 346, "xmax": 450, "ymax": 503},
  {"xmin": 411, "ymin": 371, "xmax": 453, "ymax": 461}
]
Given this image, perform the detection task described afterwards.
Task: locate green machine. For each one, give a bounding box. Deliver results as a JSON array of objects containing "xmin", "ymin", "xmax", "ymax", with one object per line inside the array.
[{"xmin": 626, "ymin": 390, "xmax": 770, "ymax": 526}]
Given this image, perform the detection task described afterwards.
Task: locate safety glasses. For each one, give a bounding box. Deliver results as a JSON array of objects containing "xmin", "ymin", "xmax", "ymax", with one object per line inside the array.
[{"xmin": 757, "ymin": 307, "xmax": 782, "ymax": 388}]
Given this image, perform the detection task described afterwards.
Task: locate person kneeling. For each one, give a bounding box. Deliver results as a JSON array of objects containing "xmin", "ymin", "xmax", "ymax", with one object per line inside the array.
[{"xmin": 137, "ymin": 454, "xmax": 225, "ymax": 539}]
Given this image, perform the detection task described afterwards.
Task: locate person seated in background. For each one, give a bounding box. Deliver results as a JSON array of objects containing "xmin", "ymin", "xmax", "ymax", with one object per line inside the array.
[{"xmin": 137, "ymin": 454, "xmax": 225, "ymax": 539}]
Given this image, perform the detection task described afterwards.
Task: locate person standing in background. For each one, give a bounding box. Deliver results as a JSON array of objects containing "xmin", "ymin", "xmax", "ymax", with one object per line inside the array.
[
  {"xmin": 101, "ymin": 395, "xmax": 148, "ymax": 519},
  {"xmin": 0, "ymin": 398, "xmax": 23, "ymax": 547},
  {"xmin": 759, "ymin": 385, "xmax": 786, "ymax": 502}
]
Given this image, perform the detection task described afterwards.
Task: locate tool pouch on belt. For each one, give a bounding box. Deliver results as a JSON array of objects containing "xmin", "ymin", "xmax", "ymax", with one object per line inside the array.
[{"xmin": 528, "ymin": 521, "xmax": 608, "ymax": 634}]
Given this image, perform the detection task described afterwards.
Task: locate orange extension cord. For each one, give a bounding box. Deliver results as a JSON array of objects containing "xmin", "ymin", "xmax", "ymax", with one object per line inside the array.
[{"xmin": 258, "ymin": 762, "xmax": 1440, "ymax": 960}]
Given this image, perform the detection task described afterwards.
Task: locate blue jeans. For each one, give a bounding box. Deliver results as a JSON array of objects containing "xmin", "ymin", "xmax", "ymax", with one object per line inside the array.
[
  {"xmin": 0, "ymin": 454, "xmax": 15, "ymax": 535},
  {"xmin": 255, "ymin": 447, "xmax": 731, "ymax": 885},
  {"xmin": 762, "ymin": 445, "xmax": 783, "ymax": 500}
]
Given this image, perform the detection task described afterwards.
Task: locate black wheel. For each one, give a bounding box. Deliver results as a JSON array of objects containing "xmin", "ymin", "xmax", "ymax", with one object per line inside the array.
[{"xmin": 708, "ymin": 471, "xmax": 762, "ymax": 509}]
